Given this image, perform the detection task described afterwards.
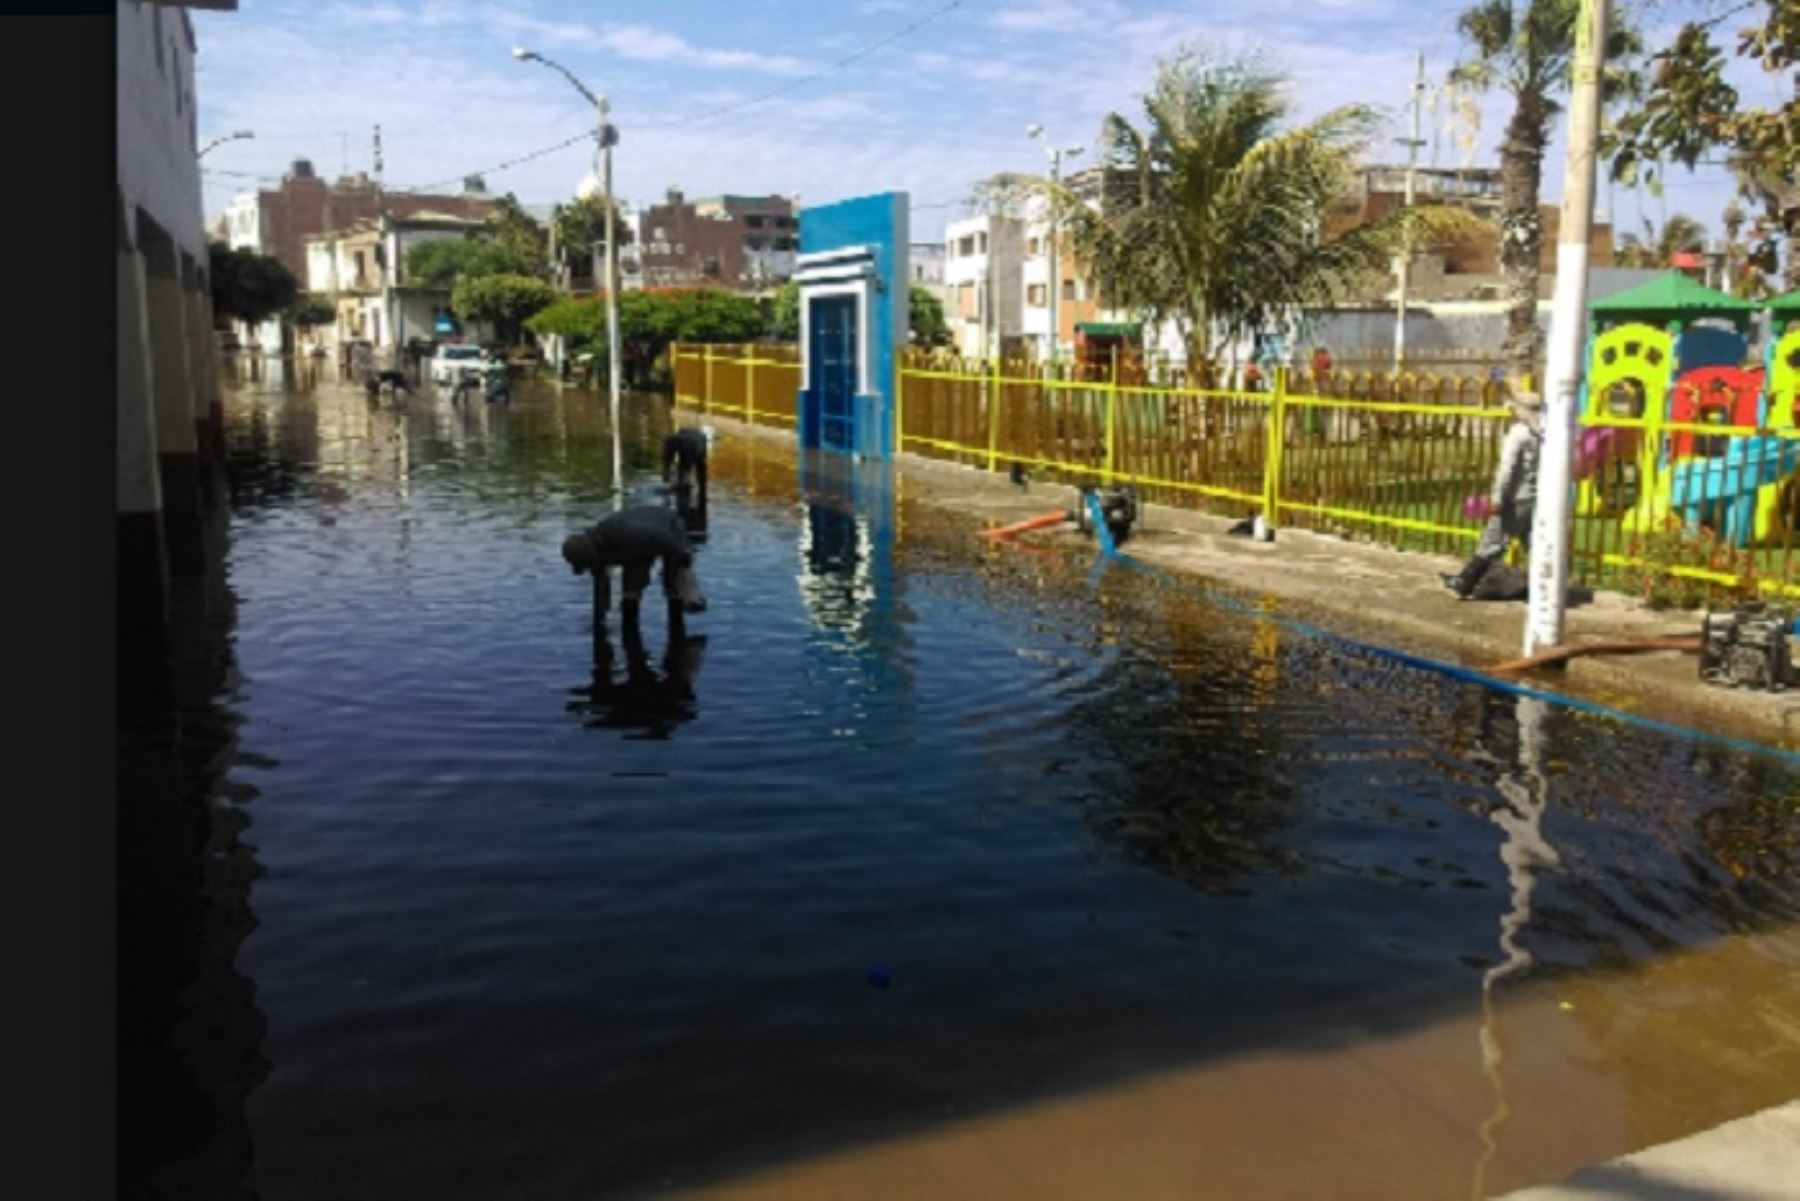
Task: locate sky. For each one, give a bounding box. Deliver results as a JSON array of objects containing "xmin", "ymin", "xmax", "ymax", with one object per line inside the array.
[{"xmin": 192, "ymin": 0, "xmax": 1771, "ymax": 245}]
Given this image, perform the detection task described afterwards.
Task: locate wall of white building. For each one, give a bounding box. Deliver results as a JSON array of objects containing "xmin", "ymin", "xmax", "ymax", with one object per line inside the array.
[
  {"xmin": 119, "ymin": 2, "xmax": 205, "ymax": 267},
  {"xmin": 943, "ymin": 215, "xmax": 1025, "ymax": 358}
]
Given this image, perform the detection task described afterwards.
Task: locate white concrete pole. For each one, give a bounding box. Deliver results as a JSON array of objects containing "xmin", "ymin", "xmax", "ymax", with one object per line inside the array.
[
  {"xmin": 601, "ymin": 98, "xmax": 623, "ymax": 511},
  {"xmin": 1394, "ymin": 53, "xmax": 1425, "ymax": 371},
  {"xmin": 1524, "ymin": 0, "xmax": 1606, "ymax": 655},
  {"xmin": 1047, "ymin": 151, "xmax": 1059, "ymax": 365}
]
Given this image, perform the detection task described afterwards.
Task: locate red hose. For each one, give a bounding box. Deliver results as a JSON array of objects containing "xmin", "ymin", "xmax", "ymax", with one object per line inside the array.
[{"xmin": 981, "ymin": 510, "xmax": 1071, "ymax": 540}]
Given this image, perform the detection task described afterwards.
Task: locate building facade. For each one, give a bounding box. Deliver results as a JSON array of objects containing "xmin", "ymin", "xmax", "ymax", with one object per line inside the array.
[
  {"xmin": 220, "ymin": 164, "xmax": 496, "ymax": 352},
  {"xmin": 637, "ymin": 188, "xmax": 798, "ymax": 290},
  {"xmin": 942, "ymin": 214, "xmax": 1026, "ymax": 358},
  {"xmin": 118, "ymin": 0, "xmax": 234, "ymax": 710},
  {"xmin": 303, "ymin": 211, "xmax": 490, "ymax": 354}
]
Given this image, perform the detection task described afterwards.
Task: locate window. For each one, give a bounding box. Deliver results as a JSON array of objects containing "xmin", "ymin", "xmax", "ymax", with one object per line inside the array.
[
  {"xmin": 703, "ymin": 257, "xmax": 720, "ymax": 278},
  {"xmin": 354, "ymin": 251, "xmax": 367, "ymax": 286},
  {"xmin": 1062, "ymin": 279, "xmax": 1077, "ymax": 301},
  {"xmin": 1027, "ymin": 284, "xmax": 1047, "ymax": 307},
  {"xmin": 957, "ymin": 236, "xmax": 975, "ymax": 257},
  {"xmin": 1027, "ymin": 237, "xmax": 1042, "ymax": 256},
  {"xmin": 745, "ymin": 215, "xmax": 765, "ymax": 229},
  {"xmin": 977, "ymin": 232, "xmax": 988, "ymax": 253},
  {"xmin": 652, "ymin": 226, "xmax": 666, "ymax": 241}
]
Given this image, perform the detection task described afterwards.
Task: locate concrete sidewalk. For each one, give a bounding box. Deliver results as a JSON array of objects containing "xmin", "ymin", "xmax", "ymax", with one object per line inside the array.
[{"xmin": 1494, "ymin": 1101, "xmax": 1800, "ymax": 1200}]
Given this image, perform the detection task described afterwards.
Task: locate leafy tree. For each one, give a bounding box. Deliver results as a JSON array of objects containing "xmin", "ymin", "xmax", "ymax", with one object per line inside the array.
[
  {"xmin": 1605, "ymin": 1, "xmax": 1800, "ymax": 290},
  {"xmin": 550, "ymin": 195, "xmax": 635, "ymax": 276},
  {"xmin": 1042, "ymin": 51, "xmax": 1473, "ymax": 370},
  {"xmin": 526, "ymin": 287, "xmax": 766, "ymax": 387},
  {"xmin": 489, "ymin": 193, "xmax": 549, "ymax": 276},
  {"xmin": 771, "ymin": 280, "xmax": 800, "ymax": 341},
  {"xmin": 1614, "ymin": 212, "xmax": 1707, "ymax": 268},
  {"xmin": 286, "ymin": 292, "xmax": 337, "ymax": 331},
  {"xmin": 404, "ymin": 237, "xmax": 542, "ymax": 290},
  {"xmin": 451, "ymin": 272, "xmax": 558, "ymax": 344},
  {"xmin": 209, "ymin": 242, "xmax": 298, "ymax": 325},
  {"xmin": 1452, "ymin": 0, "xmax": 1641, "ymax": 378},
  {"xmin": 909, "ymin": 285, "xmax": 951, "ymax": 348}
]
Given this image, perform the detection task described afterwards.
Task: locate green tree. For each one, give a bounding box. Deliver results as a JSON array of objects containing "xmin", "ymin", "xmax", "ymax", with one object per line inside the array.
[
  {"xmin": 770, "ymin": 281, "xmax": 800, "ymax": 340},
  {"xmin": 404, "ymin": 237, "xmax": 542, "ymax": 290},
  {"xmin": 286, "ymin": 292, "xmax": 337, "ymax": 334},
  {"xmin": 909, "ymin": 285, "xmax": 951, "ymax": 348},
  {"xmin": 550, "ymin": 195, "xmax": 635, "ymax": 277},
  {"xmin": 209, "ymin": 242, "xmax": 298, "ymax": 325},
  {"xmin": 489, "ymin": 193, "xmax": 549, "ymax": 276},
  {"xmin": 1451, "ymin": 0, "xmax": 1640, "ymax": 377},
  {"xmin": 1614, "ymin": 212, "xmax": 1707, "ymax": 268},
  {"xmin": 1605, "ymin": 1, "xmax": 1800, "ymax": 290},
  {"xmin": 527, "ymin": 288, "xmax": 766, "ymax": 387},
  {"xmin": 451, "ymin": 272, "xmax": 558, "ymax": 344},
  {"xmin": 1043, "ymin": 51, "xmax": 1471, "ymax": 370}
]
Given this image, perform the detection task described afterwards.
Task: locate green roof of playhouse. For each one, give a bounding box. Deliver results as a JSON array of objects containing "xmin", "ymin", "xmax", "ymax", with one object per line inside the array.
[
  {"xmin": 1588, "ymin": 271, "xmax": 1760, "ymax": 323},
  {"xmin": 1076, "ymin": 321, "xmax": 1142, "ymax": 337},
  {"xmin": 1767, "ymin": 289, "xmax": 1800, "ymax": 319}
]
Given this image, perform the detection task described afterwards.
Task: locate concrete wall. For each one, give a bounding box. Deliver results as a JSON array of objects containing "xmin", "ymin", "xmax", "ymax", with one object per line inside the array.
[{"xmin": 118, "ymin": 1, "xmax": 231, "ymax": 709}]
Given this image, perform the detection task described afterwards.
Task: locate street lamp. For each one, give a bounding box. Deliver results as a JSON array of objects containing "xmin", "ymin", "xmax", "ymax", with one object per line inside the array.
[
  {"xmin": 1028, "ymin": 125, "xmax": 1082, "ymax": 364},
  {"xmin": 198, "ymin": 129, "xmax": 254, "ymax": 159},
  {"xmin": 515, "ymin": 46, "xmax": 623, "ymax": 508}
]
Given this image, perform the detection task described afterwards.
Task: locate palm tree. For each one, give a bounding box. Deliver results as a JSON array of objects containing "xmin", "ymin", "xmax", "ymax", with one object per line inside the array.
[
  {"xmin": 1040, "ymin": 52, "xmax": 1468, "ymax": 373},
  {"xmin": 1452, "ymin": 0, "xmax": 1637, "ymax": 380},
  {"xmin": 1614, "ymin": 212, "xmax": 1706, "ymax": 268}
]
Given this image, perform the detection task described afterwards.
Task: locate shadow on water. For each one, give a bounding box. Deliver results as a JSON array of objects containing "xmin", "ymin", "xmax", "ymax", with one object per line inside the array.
[
  {"xmin": 119, "ymin": 460, "xmax": 267, "ymax": 1200},
  {"xmin": 138, "ymin": 379, "xmax": 1800, "ymax": 1199}
]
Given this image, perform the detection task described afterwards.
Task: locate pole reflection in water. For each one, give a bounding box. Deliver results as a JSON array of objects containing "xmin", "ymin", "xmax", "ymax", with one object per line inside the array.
[{"xmin": 1473, "ymin": 694, "xmax": 1562, "ymax": 1200}]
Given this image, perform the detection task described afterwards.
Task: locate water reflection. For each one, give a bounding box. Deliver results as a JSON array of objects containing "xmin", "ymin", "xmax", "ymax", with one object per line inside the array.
[
  {"xmin": 568, "ymin": 612, "xmax": 706, "ymax": 738},
  {"xmin": 1473, "ymin": 695, "xmax": 1562, "ymax": 1200},
  {"xmin": 119, "ymin": 481, "xmax": 266, "ymax": 1201}
]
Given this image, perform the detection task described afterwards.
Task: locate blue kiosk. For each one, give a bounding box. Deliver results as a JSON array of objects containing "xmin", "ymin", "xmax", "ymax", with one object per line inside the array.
[{"xmin": 794, "ymin": 192, "xmax": 909, "ymax": 460}]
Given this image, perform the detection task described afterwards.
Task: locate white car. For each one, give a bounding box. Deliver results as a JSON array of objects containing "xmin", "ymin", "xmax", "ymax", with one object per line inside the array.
[{"xmin": 431, "ymin": 344, "xmax": 487, "ymax": 387}]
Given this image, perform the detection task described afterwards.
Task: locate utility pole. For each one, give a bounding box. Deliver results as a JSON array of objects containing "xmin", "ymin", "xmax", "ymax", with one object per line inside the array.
[
  {"xmin": 1394, "ymin": 53, "xmax": 1426, "ymax": 372},
  {"xmin": 600, "ymin": 99, "xmax": 622, "ymax": 511},
  {"xmin": 1524, "ymin": 0, "xmax": 1606, "ymax": 656}
]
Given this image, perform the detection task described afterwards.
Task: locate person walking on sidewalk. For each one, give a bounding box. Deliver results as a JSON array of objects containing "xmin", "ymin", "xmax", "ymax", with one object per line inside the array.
[{"xmin": 1443, "ymin": 389, "xmax": 1543, "ymax": 600}]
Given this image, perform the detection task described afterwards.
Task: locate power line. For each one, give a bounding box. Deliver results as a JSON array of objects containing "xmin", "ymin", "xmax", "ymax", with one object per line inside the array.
[{"xmin": 386, "ymin": 0, "xmax": 971, "ymax": 192}]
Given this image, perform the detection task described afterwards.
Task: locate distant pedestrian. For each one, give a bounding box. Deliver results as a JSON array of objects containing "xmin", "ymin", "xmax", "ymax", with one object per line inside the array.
[{"xmin": 1443, "ymin": 389, "xmax": 1543, "ymax": 600}]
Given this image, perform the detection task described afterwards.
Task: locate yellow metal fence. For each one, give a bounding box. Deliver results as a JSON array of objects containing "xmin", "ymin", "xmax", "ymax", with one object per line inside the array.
[{"xmin": 671, "ymin": 344, "xmax": 1798, "ymax": 603}]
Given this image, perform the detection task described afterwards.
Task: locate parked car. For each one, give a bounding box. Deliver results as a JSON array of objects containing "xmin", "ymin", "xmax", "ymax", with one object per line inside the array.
[{"xmin": 430, "ymin": 344, "xmax": 487, "ymax": 387}]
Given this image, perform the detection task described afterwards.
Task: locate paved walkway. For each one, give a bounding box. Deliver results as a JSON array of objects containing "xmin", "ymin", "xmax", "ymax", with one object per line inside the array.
[{"xmin": 1495, "ymin": 1101, "xmax": 1800, "ymax": 1200}]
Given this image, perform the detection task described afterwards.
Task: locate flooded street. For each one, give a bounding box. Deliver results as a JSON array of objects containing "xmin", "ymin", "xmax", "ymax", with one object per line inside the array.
[{"xmin": 125, "ymin": 369, "xmax": 1800, "ymax": 1199}]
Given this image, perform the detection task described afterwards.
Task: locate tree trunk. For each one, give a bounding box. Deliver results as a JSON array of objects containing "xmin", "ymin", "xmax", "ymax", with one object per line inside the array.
[{"xmin": 1498, "ymin": 95, "xmax": 1548, "ymax": 382}]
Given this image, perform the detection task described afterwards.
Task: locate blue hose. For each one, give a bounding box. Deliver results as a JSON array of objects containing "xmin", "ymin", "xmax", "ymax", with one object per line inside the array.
[{"xmin": 1087, "ymin": 533, "xmax": 1799, "ymax": 766}]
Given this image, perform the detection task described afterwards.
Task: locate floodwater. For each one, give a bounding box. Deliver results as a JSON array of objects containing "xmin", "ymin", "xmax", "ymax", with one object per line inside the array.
[{"xmin": 122, "ymin": 368, "xmax": 1800, "ymax": 1200}]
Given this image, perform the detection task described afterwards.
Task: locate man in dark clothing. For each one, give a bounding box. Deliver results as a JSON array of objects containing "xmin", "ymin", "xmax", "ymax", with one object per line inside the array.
[
  {"xmin": 662, "ymin": 426, "xmax": 712, "ymax": 539},
  {"xmin": 562, "ymin": 506, "xmax": 707, "ymax": 634},
  {"xmin": 662, "ymin": 427, "xmax": 711, "ymax": 495}
]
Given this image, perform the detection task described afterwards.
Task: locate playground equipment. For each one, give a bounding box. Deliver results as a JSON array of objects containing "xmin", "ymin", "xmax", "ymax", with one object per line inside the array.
[{"xmin": 1575, "ymin": 273, "xmax": 1796, "ymax": 547}]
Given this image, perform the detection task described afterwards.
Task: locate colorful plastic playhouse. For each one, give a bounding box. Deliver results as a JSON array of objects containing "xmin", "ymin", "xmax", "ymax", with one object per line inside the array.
[{"xmin": 1579, "ymin": 273, "xmax": 1795, "ymax": 546}]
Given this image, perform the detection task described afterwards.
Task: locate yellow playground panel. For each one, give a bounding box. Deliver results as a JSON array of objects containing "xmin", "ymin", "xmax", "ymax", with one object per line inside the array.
[
  {"xmin": 1579, "ymin": 322, "xmax": 1671, "ymax": 521},
  {"xmin": 1754, "ymin": 324, "xmax": 1800, "ymax": 542}
]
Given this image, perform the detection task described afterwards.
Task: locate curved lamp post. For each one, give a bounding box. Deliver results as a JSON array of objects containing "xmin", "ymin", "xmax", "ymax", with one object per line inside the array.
[
  {"xmin": 515, "ymin": 47, "xmax": 623, "ymax": 509},
  {"xmin": 198, "ymin": 129, "xmax": 254, "ymax": 159}
]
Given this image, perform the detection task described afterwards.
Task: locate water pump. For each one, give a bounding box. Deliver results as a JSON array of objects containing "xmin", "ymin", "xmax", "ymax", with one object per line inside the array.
[
  {"xmin": 1075, "ymin": 484, "xmax": 1138, "ymax": 548},
  {"xmin": 1698, "ymin": 601, "xmax": 1793, "ymax": 692}
]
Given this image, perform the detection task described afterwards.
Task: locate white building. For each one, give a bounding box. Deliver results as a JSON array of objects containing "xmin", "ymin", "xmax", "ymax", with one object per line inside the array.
[
  {"xmin": 118, "ymin": 0, "xmax": 233, "ymax": 694},
  {"xmin": 942, "ymin": 214, "xmax": 1025, "ymax": 358},
  {"xmin": 304, "ymin": 211, "xmax": 493, "ymax": 353},
  {"xmin": 908, "ymin": 242, "xmax": 949, "ymax": 314}
]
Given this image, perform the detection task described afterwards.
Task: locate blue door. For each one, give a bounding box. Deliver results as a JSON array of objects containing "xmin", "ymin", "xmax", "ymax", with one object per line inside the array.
[{"xmin": 809, "ymin": 295, "xmax": 857, "ymax": 452}]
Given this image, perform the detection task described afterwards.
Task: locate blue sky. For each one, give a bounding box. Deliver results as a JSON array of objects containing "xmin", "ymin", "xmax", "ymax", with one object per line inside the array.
[{"xmin": 193, "ymin": 0, "xmax": 1758, "ymax": 244}]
